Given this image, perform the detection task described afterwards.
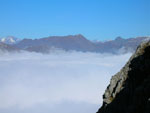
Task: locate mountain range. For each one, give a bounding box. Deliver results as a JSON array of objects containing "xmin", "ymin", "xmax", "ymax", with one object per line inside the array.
[{"xmin": 0, "ymin": 34, "xmax": 149, "ymax": 54}]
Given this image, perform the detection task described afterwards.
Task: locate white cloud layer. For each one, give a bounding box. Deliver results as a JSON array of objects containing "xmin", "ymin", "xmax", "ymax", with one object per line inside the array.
[{"xmin": 0, "ymin": 51, "xmax": 132, "ymax": 113}]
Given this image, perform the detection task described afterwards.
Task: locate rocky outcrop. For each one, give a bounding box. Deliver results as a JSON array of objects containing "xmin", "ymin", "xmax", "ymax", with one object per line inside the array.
[{"xmin": 97, "ymin": 40, "xmax": 150, "ymax": 113}]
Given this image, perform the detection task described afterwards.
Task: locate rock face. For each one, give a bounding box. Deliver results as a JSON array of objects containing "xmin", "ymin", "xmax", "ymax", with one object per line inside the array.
[{"xmin": 97, "ymin": 40, "xmax": 150, "ymax": 113}]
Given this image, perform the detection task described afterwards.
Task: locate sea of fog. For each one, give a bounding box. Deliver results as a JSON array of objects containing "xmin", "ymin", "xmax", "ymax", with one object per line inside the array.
[{"xmin": 0, "ymin": 51, "xmax": 132, "ymax": 113}]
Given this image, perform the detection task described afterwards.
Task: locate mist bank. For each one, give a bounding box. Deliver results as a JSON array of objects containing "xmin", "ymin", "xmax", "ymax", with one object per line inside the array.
[{"xmin": 0, "ymin": 51, "xmax": 132, "ymax": 113}]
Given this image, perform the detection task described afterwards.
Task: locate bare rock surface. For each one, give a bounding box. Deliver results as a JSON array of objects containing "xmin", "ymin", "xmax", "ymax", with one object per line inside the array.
[{"xmin": 97, "ymin": 40, "xmax": 150, "ymax": 113}]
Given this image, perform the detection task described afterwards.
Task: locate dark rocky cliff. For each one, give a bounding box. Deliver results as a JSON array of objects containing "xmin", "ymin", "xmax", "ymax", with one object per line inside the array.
[{"xmin": 97, "ymin": 40, "xmax": 150, "ymax": 113}]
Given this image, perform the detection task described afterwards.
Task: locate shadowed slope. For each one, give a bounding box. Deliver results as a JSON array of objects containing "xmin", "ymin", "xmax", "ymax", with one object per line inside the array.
[{"xmin": 97, "ymin": 40, "xmax": 150, "ymax": 113}]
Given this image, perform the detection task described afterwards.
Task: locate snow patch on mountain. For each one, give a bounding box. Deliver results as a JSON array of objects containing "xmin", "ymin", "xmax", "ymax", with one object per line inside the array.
[{"xmin": 0, "ymin": 36, "xmax": 21, "ymax": 44}]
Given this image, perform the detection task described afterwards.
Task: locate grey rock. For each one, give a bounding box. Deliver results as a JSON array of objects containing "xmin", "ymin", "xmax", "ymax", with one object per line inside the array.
[{"xmin": 97, "ymin": 40, "xmax": 150, "ymax": 113}]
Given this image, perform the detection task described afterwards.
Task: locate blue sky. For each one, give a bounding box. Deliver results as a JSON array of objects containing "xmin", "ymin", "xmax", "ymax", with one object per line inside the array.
[{"xmin": 0, "ymin": 0, "xmax": 149, "ymax": 40}]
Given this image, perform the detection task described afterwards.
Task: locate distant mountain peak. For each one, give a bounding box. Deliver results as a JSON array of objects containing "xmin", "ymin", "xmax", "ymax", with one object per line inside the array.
[
  {"xmin": 66, "ymin": 34, "xmax": 85, "ymax": 38},
  {"xmin": 75, "ymin": 34, "xmax": 84, "ymax": 37},
  {"xmin": 0, "ymin": 36, "xmax": 21, "ymax": 44},
  {"xmin": 115, "ymin": 36, "xmax": 124, "ymax": 41}
]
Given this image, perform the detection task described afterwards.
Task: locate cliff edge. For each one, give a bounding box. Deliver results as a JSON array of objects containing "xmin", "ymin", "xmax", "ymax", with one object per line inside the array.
[{"xmin": 97, "ymin": 40, "xmax": 150, "ymax": 113}]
